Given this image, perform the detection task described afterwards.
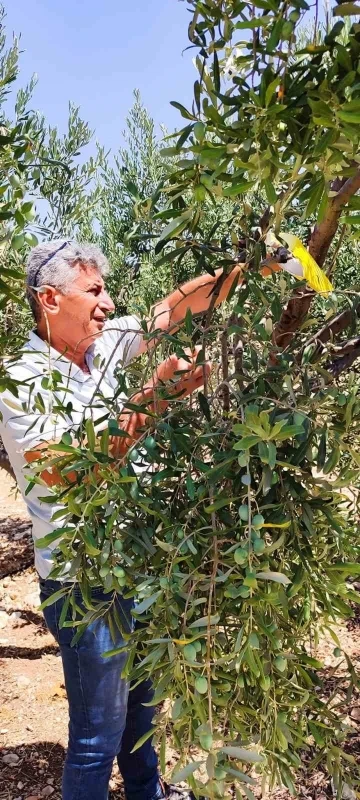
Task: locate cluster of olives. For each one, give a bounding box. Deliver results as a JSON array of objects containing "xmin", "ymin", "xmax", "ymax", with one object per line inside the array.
[
  {"xmin": 95, "ymin": 534, "xmax": 127, "ymax": 590},
  {"xmin": 234, "ymin": 505, "xmax": 266, "ymax": 566}
]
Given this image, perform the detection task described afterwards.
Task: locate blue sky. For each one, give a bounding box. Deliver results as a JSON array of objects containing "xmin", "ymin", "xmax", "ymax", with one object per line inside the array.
[{"xmin": 5, "ymin": 0, "xmax": 195, "ymax": 153}]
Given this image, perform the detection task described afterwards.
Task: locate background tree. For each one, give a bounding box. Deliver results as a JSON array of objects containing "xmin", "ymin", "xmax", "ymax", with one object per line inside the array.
[
  {"xmin": 93, "ymin": 89, "xmax": 173, "ymax": 314},
  {"xmin": 94, "ymin": 90, "xmax": 241, "ymax": 314},
  {"xmin": 0, "ymin": 7, "xmax": 41, "ymax": 385},
  {"xmin": 0, "ymin": 11, "xmax": 104, "ymax": 354},
  {"xmin": 37, "ymin": 103, "xmax": 103, "ymax": 240}
]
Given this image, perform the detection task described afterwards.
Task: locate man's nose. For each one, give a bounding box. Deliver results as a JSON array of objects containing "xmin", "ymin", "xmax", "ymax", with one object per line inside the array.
[{"xmin": 99, "ymin": 290, "xmax": 115, "ymax": 313}]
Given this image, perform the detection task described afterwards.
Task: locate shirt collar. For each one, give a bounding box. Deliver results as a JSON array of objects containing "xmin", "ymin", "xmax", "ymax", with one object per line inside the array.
[{"xmin": 26, "ymin": 330, "xmax": 93, "ymax": 383}]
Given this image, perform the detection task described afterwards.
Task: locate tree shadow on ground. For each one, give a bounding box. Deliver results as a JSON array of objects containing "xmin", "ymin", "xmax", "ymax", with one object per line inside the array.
[
  {"xmin": 0, "ymin": 515, "xmax": 33, "ymax": 578},
  {"xmin": 0, "ymin": 643, "xmax": 59, "ymax": 659},
  {"xmin": 17, "ymin": 608, "xmax": 48, "ymax": 633},
  {"xmin": 0, "ymin": 741, "xmax": 65, "ymax": 800},
  {"xmin": 0, "ymin": 741, "xmax": 126, "ymax": 800}
]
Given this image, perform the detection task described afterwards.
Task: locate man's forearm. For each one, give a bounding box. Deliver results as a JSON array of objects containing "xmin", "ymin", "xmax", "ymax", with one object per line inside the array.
[
  {"xmin": 25, "ymin": 442, "xmax": 78, "ymax": 487},
  {"xmin": 111, "ymin": 349, "xmax": 207, "ymax": 457},
  {"xmin": 151, "ymin": 264, "xmax": 243, "ymax": 330},
  {"xmin": 111, "ymin": 383, "xmax": 169, "ymax": 457},
  {"xmin": 111, "ymin": 352, "xmax": 187, "ymax": 455}
]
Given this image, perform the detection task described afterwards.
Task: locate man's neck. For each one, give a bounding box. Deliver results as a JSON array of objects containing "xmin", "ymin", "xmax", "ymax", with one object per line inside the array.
[{"xmin": 35, "ymin": 326, "xmax": 89, "ymax": 371}]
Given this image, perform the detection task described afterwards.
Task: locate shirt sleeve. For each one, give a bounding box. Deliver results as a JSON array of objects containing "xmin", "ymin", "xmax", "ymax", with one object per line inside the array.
[
  {"xmin": 101, "ymin": 315, "xmax": 143, "ymax": 366},
  {"xmin": 0, "ymin": 366, "xmax": 73, "ymax": 457}
]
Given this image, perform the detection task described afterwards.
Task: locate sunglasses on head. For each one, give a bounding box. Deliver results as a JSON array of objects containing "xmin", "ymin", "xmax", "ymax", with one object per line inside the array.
[{"xmin": 30, "ymin": 240, "xmax": 70, "ymax": 288}]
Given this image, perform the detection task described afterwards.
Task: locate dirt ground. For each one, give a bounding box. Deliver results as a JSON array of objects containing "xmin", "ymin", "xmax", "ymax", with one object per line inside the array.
[{"xmin": 0, "ymin": 473, "xmax": 359, "ymax": 800}]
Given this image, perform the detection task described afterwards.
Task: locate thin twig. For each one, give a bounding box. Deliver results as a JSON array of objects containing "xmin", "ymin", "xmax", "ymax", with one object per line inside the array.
[
  {"xmin": 207, "ymin": 488, "xmax": 218, "ymax": 734},
  {"xmin": 221, "ymin": 326, "xmax": 230, "ymax": 413}
]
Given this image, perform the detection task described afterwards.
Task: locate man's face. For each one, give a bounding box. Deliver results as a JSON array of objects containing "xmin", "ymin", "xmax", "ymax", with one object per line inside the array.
[{"xmin": 52, "ymin": 265, "xmax": 115, "ymax": 347}]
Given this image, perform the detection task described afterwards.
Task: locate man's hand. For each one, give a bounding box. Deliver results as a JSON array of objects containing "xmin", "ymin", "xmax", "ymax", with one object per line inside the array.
[
  {"xmin": 113, "ymin": 346, "xmax": 211, "ymax": 456},
  {"xmin": 154, "ymin": 345, "xmax": 211, "ymax": 395},
  {"xmin": 175, "ymin": 353, "xmax": 211, "ymax": 397}
]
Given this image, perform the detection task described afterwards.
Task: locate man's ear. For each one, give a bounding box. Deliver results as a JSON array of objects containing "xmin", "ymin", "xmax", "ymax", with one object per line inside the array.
[{"xmin": 37, "ymin": 285, "xmax": 62, "ymax": 316}]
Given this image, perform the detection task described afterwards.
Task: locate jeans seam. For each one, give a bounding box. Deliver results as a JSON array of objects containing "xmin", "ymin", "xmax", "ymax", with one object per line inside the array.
[
  {"xmin": 72, "ymin": 642, "xmax": 91, "ymax": 800},
  {"xmin": 54, "ymin": 600, "xmax": 60, "ymax": 639}
]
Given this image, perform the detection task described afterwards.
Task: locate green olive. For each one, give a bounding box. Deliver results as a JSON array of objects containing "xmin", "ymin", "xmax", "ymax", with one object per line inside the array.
[
  {"xmin": 11, "ymin": 233, "xmax": 24, "ymax": 251},
  {"xmin": 193, "ymin": 184, "xmax": 206, "ymax": 203},
  {"xmin": 183, "ymin": 643, "xmax": 197, "ymax": 662},
  {"xmin": 194, "ymin": 121, "xmax": 206, "ymax": 141},
  {"xmin": 9, "ymin": 173, "xmax": 22, "ymax": 189},
  {"xmin": 144, "ymin": 436, "xmax": 156, "ymax": 450},
  {"xmin": 214, "ymin": 767, "xmax": 227, "ymax": 780},
  {"xmin": 260, "ymin": 676, "xmax": 271, "ymax": 691},
  {"xmin": 234, "ymin": 547, "xmax": 248, "ymax": 565},
  {"xmin": 275, "ymin": 656, "xmax": 287, "ymax": 672},
  {"xmin": 24, "ymin": 232, "xmax": 38, "ymax": 246},
  {"xmin": 195, "ymin": 676, "xmax": 208, "ymax": 694},
  {"xmin": 113, "ymin": 566, "xmax": 125, "ymax": 578},
  {"xmin": 199, "ymin": 732, "xmax": 213, "ymax": 751},
  {"xmin": 238, "ymin": 504, "xmax": 249, "ymax": 521},
  {"xmin": 129, "ymin": 448, "xmax": 140, "ymax": 463}
]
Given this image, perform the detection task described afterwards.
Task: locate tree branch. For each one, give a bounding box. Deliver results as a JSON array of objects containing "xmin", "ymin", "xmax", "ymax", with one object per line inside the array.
[
  {"xmin": 228, "ymin": 311, "xmax": 245, "ymax": 391},
  {"xmin": 221, "ymin": 327, "xmax": 230, "ymax": 413},
  {"xmin": 309, "ymin": 169, "xmax": 360, "ymax": 267},
  {"xmin": 326, "ymin": 334, "xmax": 360, "ymax": 357},
  {"xmin": 306, "ymin": 333, "xmax": 360, "ymax": 387},
  {"xmin": 325, "ymin": 335, "xmax": 360, "ymax": 378},
  {"xmin": 301, "ymin": 301, "xmax": 360, "ymax": 355},
  {"xmin": 273, "ymin": 168, "xmax": 360, "ymax": 349},
  {"xmin": 273, "ymin": 288, "xmax": 315, "ymax": 349},
  {"xmin": 327, "ymin": 346, "xmax": 360, "ymax": 378}
]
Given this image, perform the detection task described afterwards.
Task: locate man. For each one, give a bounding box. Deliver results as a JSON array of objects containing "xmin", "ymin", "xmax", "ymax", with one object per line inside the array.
[{"xmin": 0, "ymin": 240, "xmax": 240, "ymax": 800}]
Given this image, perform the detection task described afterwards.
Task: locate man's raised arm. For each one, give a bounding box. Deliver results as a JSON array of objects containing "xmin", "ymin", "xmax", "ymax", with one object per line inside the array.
[{"xmin": 137, "ymin": 265, "xmax": 243, "ymax": 354}]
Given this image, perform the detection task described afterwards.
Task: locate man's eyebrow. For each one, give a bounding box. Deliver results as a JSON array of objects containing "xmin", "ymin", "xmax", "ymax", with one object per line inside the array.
[{"xmin": 85, "ymin": 280, "xmax": 104, "ymax": 288}]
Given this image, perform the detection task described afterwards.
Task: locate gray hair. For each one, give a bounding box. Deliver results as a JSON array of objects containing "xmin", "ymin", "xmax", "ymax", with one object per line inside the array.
[{"xmin": 25, "ymin": 239, "xmax": 110, "ymax": 320}]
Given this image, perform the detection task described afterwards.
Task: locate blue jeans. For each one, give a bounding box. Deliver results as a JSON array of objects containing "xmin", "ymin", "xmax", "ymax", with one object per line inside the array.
[{"xmin": 40, "ymin": 578, "xmax": 164, "ymax": 800}]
